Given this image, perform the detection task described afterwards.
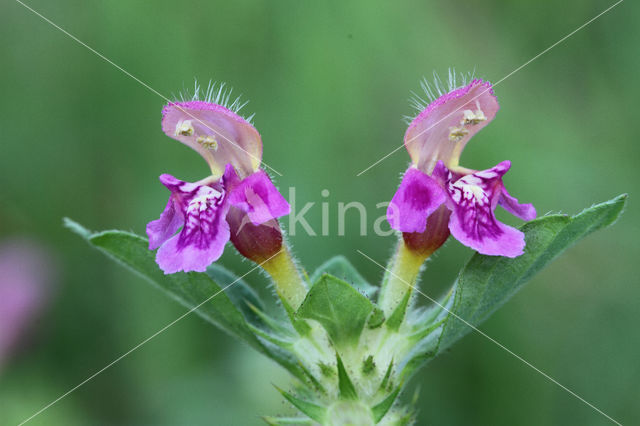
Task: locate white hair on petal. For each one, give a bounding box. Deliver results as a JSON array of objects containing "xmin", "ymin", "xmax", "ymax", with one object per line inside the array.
[
  {"xmin": 403, "ymin": 68, "xmax": 477, "ymax": 124},
  {"xmin": 175, "ymin": 79, "xmax": 254, "ymax": 124}
]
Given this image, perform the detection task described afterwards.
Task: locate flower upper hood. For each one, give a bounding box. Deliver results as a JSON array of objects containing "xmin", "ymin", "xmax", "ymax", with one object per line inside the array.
[
  {"xmin": 405, "ymin": 79, "xmax": 499, "ymax": 174},
  {"xmin": 162, "ymin": 100, "xmax": 262, "ymax": 178}
]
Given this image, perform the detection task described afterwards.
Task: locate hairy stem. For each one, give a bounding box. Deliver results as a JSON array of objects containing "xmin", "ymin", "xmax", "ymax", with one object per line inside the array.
[
  {"xmin": 378, "ymin": 240, "xmax": 430, "ymax": 319},
  {"xmin": 261, "ymin": 247, "xmax": 308, "ymax": 310}
]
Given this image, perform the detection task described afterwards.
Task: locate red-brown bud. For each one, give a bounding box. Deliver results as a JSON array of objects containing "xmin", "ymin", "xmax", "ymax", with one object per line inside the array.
[
  {"xmin": 402, "ymin": 204, "xmax": 451, "ymax": 256},
  {"xmin": 227, "ymin": 206, "xmax": 283, "ymax": 263}
]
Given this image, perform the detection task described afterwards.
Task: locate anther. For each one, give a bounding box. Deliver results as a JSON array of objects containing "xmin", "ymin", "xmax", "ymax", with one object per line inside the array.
[
  {"xmin": 175, "ymin": 120, "xmax": 194, "ymax": 137},
  {"xmin": 448, "ymin": 126, "xmax": 469, "ymax": 142},
  {"xmin": 461, "ymin": 101, "xmax": 487, "ymax": 125},
  {"xmin": 197, "ymin": 135, "xmax": 218, "ymax": 150}
]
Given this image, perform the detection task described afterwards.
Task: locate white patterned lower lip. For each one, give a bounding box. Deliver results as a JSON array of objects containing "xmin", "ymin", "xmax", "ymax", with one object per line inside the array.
[{"xmin": 187, "ymin": 187, "xmax": 224, "ymax": 213}]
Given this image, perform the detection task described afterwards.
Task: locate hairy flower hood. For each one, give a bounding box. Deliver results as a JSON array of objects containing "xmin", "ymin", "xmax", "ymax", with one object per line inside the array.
[
  {"xmin": 405, "ymin": 79, "xmax": 499, "ymax": 174},
  {"xmin": 162, "ymin": 100, "xmax": 262, "ymax": 179}
]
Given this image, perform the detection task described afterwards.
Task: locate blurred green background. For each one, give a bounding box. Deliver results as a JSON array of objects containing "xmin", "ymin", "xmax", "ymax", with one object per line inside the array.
[{"xmin": 1, "ymin": 0, "xmax": 638, "ymax": 424}]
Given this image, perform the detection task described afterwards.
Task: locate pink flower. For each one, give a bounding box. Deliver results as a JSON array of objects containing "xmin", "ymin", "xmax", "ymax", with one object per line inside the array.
[
  {"xmin": 147, "ymin": 84, "xmax": 289, "ymax": 273},
  {"xmin": 387, "ymin": 77, "xmax": 536, "ymax": 257}
]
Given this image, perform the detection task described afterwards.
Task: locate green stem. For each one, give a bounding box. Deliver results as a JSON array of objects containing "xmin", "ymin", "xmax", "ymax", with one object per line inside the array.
[
  {"xmin": 261, "ymin": 246, "xmax": 308, "ymax": 310},
  {"xmin": 378, "ymin": 240, "xmax": 430, "ymax": 319}
]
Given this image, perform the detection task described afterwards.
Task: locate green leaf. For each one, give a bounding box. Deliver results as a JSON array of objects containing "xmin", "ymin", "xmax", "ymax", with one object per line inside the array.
[
  {"xmin": 65, "ymin": 220, "xmax": 307, "ymax": 382},
  {"xmin": 66, "ymin": 222, "xmax": 258, "ymax": 342},
  {"xmin": 438, "ymin": 195, "xmax": 627, "ymax": 352},
  {"xmin": 336, "ymin": 353, "xmax": 358, "ymax": 400},
  {"xmin": 378, "ymin": 360, "xmax": 394, "ymax": 393},
  {"xmin": 385, "ymin": 291, "xmax": 411, "ymax": 331},
  {"xmin": 275, "ymin": 386, "xmax": 326, "ymax": 423},
  {"xmin": 282, "ymin": 299, "xmax": 312, "ymax": 337},
  {"xmin": 298, "ymin": 362, "xmax": 326, "ymax": 394},
  {"xmin": 398, "ymin": 339, "xmax": 438, "ymax": 382},
  {"xmin": 206, "ymin": 264, "xmax": 265, "ymax": 327},
  {"xmin": 310, "ymin": 256, "xmax": 378, "ymax": 298},
  {"xmin": 246, "ymin": 323, "xmax": 294, "ymax": 349},
  {"xmin": 296, "ymin": 273, "xmax": 374, "ymax": 348},
  {"xmin": 371, "ymin": 386, "xmax": 401, "ymax": 423},
  {"xmin": 246, "ymin": 302, "xmax": 296, "ymax": 338}
]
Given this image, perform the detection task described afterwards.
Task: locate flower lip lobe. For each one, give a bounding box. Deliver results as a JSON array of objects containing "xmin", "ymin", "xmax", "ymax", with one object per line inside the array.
[
  {"xmin": 146, "ymin": 197, "xmax": 183, "ymax": 251},
  {"xmin": 499, "ymin": 188, "xmax": 537, "ymax": 221},
  {"xmin": 161, "ymin": 101, "xmax": 263, "ymax": 178},
  {"xmin": 148, "ymin": 175, "xmax": 231, "ymax": 274},
  {"xmin": 226, "ymin": 168, "xmax": 291, "ymax": 226},
  {"xmin": 443, "ymin": 161, "xmax": 532, "ymax": 258},
  {"xmin": 387, "ymin": 167, "xmax": 447, "ymax": 233},
  {"xmin": 405, "ymin": 79, "xmax": 499, "ymax": 174}
]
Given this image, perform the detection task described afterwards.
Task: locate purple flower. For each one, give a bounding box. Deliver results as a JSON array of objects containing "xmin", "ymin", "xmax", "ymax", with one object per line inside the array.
[
  {"xmin": 387, "ymin": 77, "xmax": 536, "ymax": 257},
  {"xmin": 147, "ymin": 89, "xmax": 290, "ymax": 273}
]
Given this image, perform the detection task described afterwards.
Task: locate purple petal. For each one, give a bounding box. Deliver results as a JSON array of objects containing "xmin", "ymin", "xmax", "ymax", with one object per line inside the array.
[
  {"xmin": 146, "ymin": 173, "xmax": 202, "ymax": 250},
  {"xmin": 226, "ymin": 169, "xmax": 290, "ymax": 225},
  {"xmin": 449, "ymin": 212, "xmax": 525, "ymax": 257},
  {"xmin": 431, "ymin": 160, "xmax": 452, "ymax": 185},
  {"xmin": 499, "ymin": 188, "xmax": 537, "ymax": 221},
  {"xmin": 445, "ymin": 161, "xmax": 525, "ymax": 257},
  {"xmin": 222, "ymin": 163, "xmax": 241, "ymax": 188},
  {"xmin": 161, "ymin": 101, "xmax": 262, "ymax": 177},
  {"xmin": 158, "ymin": 173, "xmax": 199, "ymax": 193},
  {"xmin": 405, "ymin": 79, "xmax": 499, "ymax": 173},
  {"xmin": 147, "ymin": 197, "xmax": 184, "ymax": 250},
  {"xmin": 387, "ymin": 167, "xmax": 447, "ymax": 233},
  {"xmin": 156, "ymin": 185, "xmax": 231, "ymax": 273}
]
